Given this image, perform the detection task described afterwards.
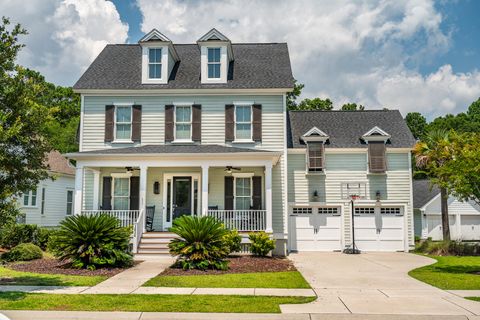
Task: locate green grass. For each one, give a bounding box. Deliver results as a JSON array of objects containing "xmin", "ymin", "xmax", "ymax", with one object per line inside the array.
[
  {"xmin": 409, "ymin": 255, "xmax": 480, "ymax": 290},
  {"xmin": 143, "ymin": 271, "xmax": 311, "ymax": 288},
  {"xmin": 0, "ymin": 266, "xmax": 107, "ymax": 287},
  {"xmin": 466, "ymin": 297, "xmax": 480, "ymax": 302},
  {"xmin": 0, "ymin": 292, "xmax": 315, "ymax": 313}
]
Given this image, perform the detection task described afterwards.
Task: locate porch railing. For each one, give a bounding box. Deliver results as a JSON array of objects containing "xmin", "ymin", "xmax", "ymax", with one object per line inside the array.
[
  {"xmin": 207, "ymin": 210, "xmax": 267, "ymax": 231},
  {"xmin": 81, "ymin": 210, "xmax": 140, "ymax": 228}
]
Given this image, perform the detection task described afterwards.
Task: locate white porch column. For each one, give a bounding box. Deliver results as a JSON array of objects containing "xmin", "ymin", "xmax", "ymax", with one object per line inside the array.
[
  {"xmin": 265, "ymin": 162, "xmax": 273, "ymax": 233},
  {"xmin": 92, "ymin": 170, "xmax": 100, "ymax": 210},
  {"xmin": 139, "ymin": 165, "xmax": 148, "ymax": 233},
  {"xmin": 74, "ymin": 165, "xmax": 84, "ymax": 215},
  {"xmin": 201, "ymin": 165, "xmax": 209, "ymax": 216}
]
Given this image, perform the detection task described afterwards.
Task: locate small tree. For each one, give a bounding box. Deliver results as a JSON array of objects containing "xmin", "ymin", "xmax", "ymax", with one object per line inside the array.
[{"xmin": 286, "ymin": 81, "xmax": 304, "ymax": 110}]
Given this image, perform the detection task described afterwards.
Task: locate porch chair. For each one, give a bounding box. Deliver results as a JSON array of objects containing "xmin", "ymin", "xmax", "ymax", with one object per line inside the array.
[{"xmin": 145, "ymin": 205, "xmax": 155, "ymax": 232}]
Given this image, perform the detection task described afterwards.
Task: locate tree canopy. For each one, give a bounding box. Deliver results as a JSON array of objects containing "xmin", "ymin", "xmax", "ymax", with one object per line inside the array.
[{"xmin": 340, "ymin": 103, "xmax": 365, "ymax": 111}]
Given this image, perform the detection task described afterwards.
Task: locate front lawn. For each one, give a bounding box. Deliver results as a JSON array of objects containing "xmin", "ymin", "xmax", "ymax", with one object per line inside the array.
[
  {"xmin": 0, "ymin": 292, "xmax": 315, "ymax": 313},
  {"xmin": 143, "ymin": 271, "xmax": 311, "ymax": 288},
  {"xmin": 0, "ymin": 266, "xmax": 107, "ymax": 287},
  {"xmin": 409, "ymin": 255, "xmax": 480, "ymax": 290}
]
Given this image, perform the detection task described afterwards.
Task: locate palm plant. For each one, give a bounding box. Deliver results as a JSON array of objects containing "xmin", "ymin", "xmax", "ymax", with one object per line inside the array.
[
  {"xmin": 413, "ymin": 129, "xmax": 453, "ymax": 240},
  {"xmin": 169, "ymin": 216, "xmax": 230, "ymax": 270},
  {"xmin": 49, "ymin": 214, "xmax": 133, "ymax": 270}
]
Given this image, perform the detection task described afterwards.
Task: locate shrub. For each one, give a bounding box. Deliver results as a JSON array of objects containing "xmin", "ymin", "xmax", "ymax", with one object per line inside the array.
[
  {"xmin": 48, "ymin": 214, "xmax": 133, "ymax": 270},
  {"xmin": 2, "ymin": 243, "xmax": 43, "ymax": 262},
  {"xmin": 223, "ymin": 229, "xmax": 242, "ymax": 254},
  {"xmin": 249, "ymin": 232, "xmax": 275, "ymax": 257},
  {"xmin": 0, "ymin": 224, "xmax": 54, "ymax": 250},
  {"xmin": 414, "ymin": 239, "xmax": 480, "ymax": 256},
  {"xmin": 169, "ymin": 216, "xmax": 230, "ymax": 270}
]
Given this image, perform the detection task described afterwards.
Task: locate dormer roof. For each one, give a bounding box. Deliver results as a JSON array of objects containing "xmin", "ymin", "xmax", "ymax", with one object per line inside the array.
[
  {"xmin": 197, "ymin": 28, "xmax": 231, "ymax": 42},
  {"xmin": 301, "ymin": 127, "xmax": 329, "ymax": 142},
  {"xmin": 139, "ymin": 29, "xmax": 172, "ymax": 43},
  {"xmin": 362, "ymin": 126, "xmax": 391, "ymax": 142}
]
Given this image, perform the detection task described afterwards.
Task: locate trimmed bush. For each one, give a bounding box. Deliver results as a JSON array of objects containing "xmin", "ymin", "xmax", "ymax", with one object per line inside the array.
[
  {"xmin": 223, "ymin": 229, "xmax": 242, "ymax": 254},
  {"xmin": 249, "ymin": 232, "xmax": 275, "ymax": 257},
  {"xmin": 0, "ymin": 224, "xmax": 54, "ymax": 250},
  {"xmin": 48, "ymin": 214, "xmax": 133, "ymax": 270},
  {"xmin": 2, "ymin": 243, "xmax": 43, "ymax": 262},
  {"xmin": 169, "ymin": 216, "xmax": 230, "ymax": 270}
]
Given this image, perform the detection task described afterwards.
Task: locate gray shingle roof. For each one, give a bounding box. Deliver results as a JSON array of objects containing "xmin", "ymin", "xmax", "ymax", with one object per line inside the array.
[
  {"xmin": 287, "ymin": 110, "xmax": 416, "ymax": 148},
  {"xmin": 413, "ymin": 179, "xmax": 440, "ymax": 209},
  {"xmin": 71, "ymin": 144, "xmax": 274, "ymax": 155},
  {"xmin": 73, "ymin": 43, "xmax": 294, "ymax": 90}
]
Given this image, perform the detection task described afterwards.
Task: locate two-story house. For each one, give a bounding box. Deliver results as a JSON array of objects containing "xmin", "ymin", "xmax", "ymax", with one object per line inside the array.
[{"xmin": 67, "ymin": 28, "xmax": 416, "ymax": 256}]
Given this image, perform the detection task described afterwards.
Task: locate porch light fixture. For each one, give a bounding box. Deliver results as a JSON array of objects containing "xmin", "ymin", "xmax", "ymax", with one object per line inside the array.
[
  {"xmin": 312, "ymin": 190, "xmax": 319, "ymax": 201},
  {"xmin": 376, "ymin": 191, "xmax": 381, "ymax": 202},
  {"xmin": 153, "ymin": 181, "xmax": 160, "ymax": 195}
]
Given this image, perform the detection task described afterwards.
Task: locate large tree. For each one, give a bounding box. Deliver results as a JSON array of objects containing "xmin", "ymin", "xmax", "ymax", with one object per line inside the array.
[
  {"xmin": 413, "ymin": 129, "xmax": 453, "ymax": 241},
  {"xmin": 340, "ymin": 103, "xmax": 365, "ymax": 111},
  {"xmin": 405, "ymin": 112, "xmax": 427, "ymax": 140},
  {"xmin": 297, "ymin": 98, "xmax": 334, "ymax": 111},
  {"xmin": 0, "ymin": 17, "xmax": 53, "ymax": 227}
]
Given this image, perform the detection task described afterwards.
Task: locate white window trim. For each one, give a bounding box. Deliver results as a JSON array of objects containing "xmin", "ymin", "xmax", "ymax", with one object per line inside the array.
[
  {"xmin": 111, "ymin": 177, "xmax": 130, "ymax": 211},
  {"xmin": 22, "ymin": 189, "xmax": 38, "ymax": 208},
  {"xmin": 141, "ymin": 44, "xmax": 168, "ymax": 84},
  {"xmin": 233, "ymin": 176, "xmax": 253, "ymax": 210},
  {"xmin": 233, "ymin": 104, "xmax": 254, "ymax": 143},
  {"xmin": 148, "ymin": 47, "xmax": 163, "ymax": 80},
  {"xmin": 113, "ymin": 105, "xmax": 133, "ymax": 143},
  {"xmin": 173, "ymin": 104, "xmax": 193, "ymax": 143},
  {"xmin": 207, "ymin": 47, "xmax": 222, "ymax": 79},
  {"xmin": 66, "ymin": 189, "xmax": 74, "ymax": 215}
]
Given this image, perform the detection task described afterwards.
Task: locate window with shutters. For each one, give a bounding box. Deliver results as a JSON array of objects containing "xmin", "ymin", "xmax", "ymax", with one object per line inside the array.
[
  {"xmin": 112, "ymin": 178, "xmax": 130, "ymax": 210},
  {"xmin": 207, "ymin": 48, "xmax": 221, "ymax": 79},
  {"xmin": 66, "ymin": 190, "xmax": 74, "ymax": 215},
  {"xmin": 235, "ymin": 105, "xmax": 252, "ymax": 141},
  {"xmin": 368, "ymin": 141, "xmax": 387, "ymax": 173},
  {"xmin": 22, "ymin": 189, "xmax": 37, "ymax": 207},
  {"xmin": 234, "ymin": 177, "xmax": 252, "ymax": 210},
  {"xmin": 307, "ymin": 142, "xmax": 324, "ymax": 172},
  {"xmin": 174, "ymin": 105, "xmax": 192, "ymax": 141},
  {"xmin": 148, "ymin": 48, "xmax": 162, "ymax": 79},
  {"xmin": 115, "ymin": 106, "xmax": 132, "ymax": 141}
]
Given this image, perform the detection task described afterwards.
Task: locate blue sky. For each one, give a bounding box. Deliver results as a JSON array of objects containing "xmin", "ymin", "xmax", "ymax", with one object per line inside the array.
[{"xmin": 1, "ymin": 0, "xmax": 479, "ymax": 119}]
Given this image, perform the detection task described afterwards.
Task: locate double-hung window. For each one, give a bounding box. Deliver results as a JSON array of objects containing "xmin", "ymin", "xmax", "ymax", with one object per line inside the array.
[
  {"xmin": 235, "ymin": 105, "xmax": 252, "ymax": 141},
  {"xmin": 115, "ymin": 106, "xmax": 132, "ymax": 141},
  {"xmin": 235, "ymin": 177, "xmax": 252, "ymax": 210},
  {"xmin": 175, "ymin": 105, "xmax": 192, "ymax": 141},
  {"xmin": 113, "ymin": 178, "xmax": 130, "ymax": 210},
  {"xmin": 23, "ymin": 189, "xmax": 37, "ymax": 207},
  {"xmin": 148, "ymin": 48, "xmax": 162, "ymax": 79},
  {"xmin": 207, "ymin": 48, "xmax": 221, "ymax": 79},
  {"xmin": 66, "ymin": 190, "xmax": 73, "ymax": 215}
]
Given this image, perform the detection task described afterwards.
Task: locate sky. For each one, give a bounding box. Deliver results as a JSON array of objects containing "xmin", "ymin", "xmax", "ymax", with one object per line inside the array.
[{"xmin": 1, "ymin": 0, "xmax": 479, "ymax": 120}]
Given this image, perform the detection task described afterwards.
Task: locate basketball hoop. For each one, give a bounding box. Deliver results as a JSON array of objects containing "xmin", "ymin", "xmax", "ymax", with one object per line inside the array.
[
  {"xmin": 350, "ymin": 195, "xmax": 361, "ymax": 202},
  {"xmin": 344, "ymin": 194, "xmax": 361, "ymax": 254}
]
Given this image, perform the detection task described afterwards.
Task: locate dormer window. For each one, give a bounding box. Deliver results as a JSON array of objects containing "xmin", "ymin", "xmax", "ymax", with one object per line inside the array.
[
  {"xmin": 148, "ymin": 48, "xmax": 162, "ymax": 79},
  {"xmin": 208, "ymin": 48, "xmax": 221, "ymax": 79},
  {"xmin": 362, "ymin": 126, "xmax": 390, "ymax": 174}
]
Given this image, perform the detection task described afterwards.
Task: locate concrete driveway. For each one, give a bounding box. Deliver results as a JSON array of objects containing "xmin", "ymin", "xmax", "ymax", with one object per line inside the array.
[{"xmin": 281, "ymin": 252, "xmax": 480, "ymax": 317}]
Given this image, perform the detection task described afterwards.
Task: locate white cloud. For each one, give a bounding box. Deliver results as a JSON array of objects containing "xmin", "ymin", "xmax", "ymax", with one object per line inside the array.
[
  {"xmin": 1, "ymin": 0, "xmax": 128, "ymax": 85},
  {"xmin": 136, "ymin": 0, "xmax": 479, "ymax": 118}
]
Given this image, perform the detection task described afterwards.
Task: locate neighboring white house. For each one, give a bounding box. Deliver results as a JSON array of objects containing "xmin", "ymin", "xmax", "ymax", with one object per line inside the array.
[
  {"xmin": 414, "ymin": 179, "xmax": 480, "ymax": 241},
  {"xmin": 66, "ymin": 28, "xmax": 416, "ymax": 255},
  {"xmin": 20, "ymin": 151, "xmax": 75, "ymax": 227}
]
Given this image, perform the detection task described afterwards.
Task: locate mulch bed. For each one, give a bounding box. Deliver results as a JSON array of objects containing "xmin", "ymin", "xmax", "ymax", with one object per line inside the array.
[
  {"xmin": 161, "ymin": 255, "xmax": 297, "ymax": 276},
  {"xmin": 7, "ymin": 258, "xmax": 128, "ymax": 277}
]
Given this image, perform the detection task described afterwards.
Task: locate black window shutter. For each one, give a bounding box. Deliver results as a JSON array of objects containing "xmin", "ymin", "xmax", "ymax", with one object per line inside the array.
[
  {"xmin": 252, "ymin": 176, "xmax": 262, "ymax": 210},
  {"xmin": 224, "ymin": 176, "xmax": 234, "ymax": 210},
  {"xmin": 132, "ymin": 105, "xmax": 142, "ymax": 142},
  {"xmin": 165, "ymin": 105, "xmax": 174, "ymax": 142},
  {"xmin": 252, "ymin": 104, "xmax": 262, "ymax": 142},
  {"xmin": 102, "ymin": 177, "xmax": 112, "ymax": 210},
  {"xmin": 104, "ymin": 105, "xmax": 115, "ymax": 142},
  {"xmin": 192, "ymin": 104, "xmax": 202, "ymax": 142},
  {"xmin": 225, "ymin": 105, "xmax": 235, "ymax": 142},
  {"xmin": 130, "ymin": 177, "xmax": 140, "ymax": 210}
]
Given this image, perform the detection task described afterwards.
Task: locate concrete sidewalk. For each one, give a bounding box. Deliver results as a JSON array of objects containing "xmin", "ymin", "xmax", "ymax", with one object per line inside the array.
[{"xmin": 0, "ymin": 310, "xmax": 475, "ymax": 320}]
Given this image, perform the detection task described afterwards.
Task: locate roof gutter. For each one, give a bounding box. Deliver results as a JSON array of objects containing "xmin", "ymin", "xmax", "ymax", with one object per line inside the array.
[{"xmin": 73, "ymin": 88, "xmax": 294, "ymax": 95}]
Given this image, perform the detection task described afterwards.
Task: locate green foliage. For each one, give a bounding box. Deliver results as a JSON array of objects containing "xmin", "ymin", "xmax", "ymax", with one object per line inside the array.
[
  {"xmin": 286, "ymin": 81, "xmax": 304, "ymax": 110},
  {"xmin": 48, "ymin": 214, "xmax": 133, "ymax": 270},
  {"xmin": 223, "ymin": 229, "xmax": 242, "ymax": 254},
  {"xmin": 405, "ymin": 112, "xmax": 427, "ymax": 140},
  {"xmin": 168, "ymin": 216, "xmax": 230, "ymax": 270},
  {"xmin": 426, "ymin": 98, "xmax": 480, "ymax": 134},
  {"xmin": 414, "ymin": 239, "xmax": 480, "ymax": 256},
  {"xmin": 297, "ymin": 97, "xmax": 333, "ymax": 111},
  {"xmin": 2, "ymin": 243, "xmax": 42, "ymax": 262},
  {"xmin": 340, "ymin": 103, "xmax": 365, "ymax": 111},
  {"xmin": 0, "ymin": 224, "xmax": 53, "ymax": 250},
  {"xmin": 249, "ymin": 232, "xmax": 275, "ymax": 256}
]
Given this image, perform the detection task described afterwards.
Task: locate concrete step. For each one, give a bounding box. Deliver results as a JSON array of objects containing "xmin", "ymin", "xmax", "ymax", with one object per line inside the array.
[
  {"xmin": 141, "ymin": 232, "xmax": 177, "ymax": 239},
  {"xmin": 134, "ymin": 253, "xmax": 174, "ymax": 261},
  {"xmin": 138, "ymin": 243, "xmax": 169, "ymax": 249},
  {"xmin": 140, "ymin": 238, "xmax": 172, "ymax": 244},
  {"xmin": 137, "ymin": 248, "xmax": 170, "ymax": 254}
]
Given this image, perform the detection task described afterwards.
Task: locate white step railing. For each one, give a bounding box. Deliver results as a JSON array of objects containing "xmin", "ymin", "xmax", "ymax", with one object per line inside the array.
[
  {"xmin": 132, "ymin": 209, "xmax": 145, "ymax": 254},
  {"xmin": 80, "ymin": 210, "xmax": 140, "ymax": 228},
  {"xmin": 207, "ymin": 210, "xmax": 267, "ymax": 231}
]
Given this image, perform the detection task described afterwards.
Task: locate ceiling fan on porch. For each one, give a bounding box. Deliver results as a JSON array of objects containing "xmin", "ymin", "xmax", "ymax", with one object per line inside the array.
[
  {"xmin": 125, "ymin": 167, "xmax": 139, "ymax": 172},
  {"xmin": 225, "ymin": 166, "xmax": 241, "ymax": 174}
]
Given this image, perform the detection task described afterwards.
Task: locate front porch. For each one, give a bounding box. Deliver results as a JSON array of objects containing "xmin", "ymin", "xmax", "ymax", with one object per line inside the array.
[{"xmin": 73, "ymin": 160, "xmax": 274, "ymax": 253}]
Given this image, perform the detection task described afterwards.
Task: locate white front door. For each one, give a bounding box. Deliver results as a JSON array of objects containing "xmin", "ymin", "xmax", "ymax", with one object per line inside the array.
[
  {"xmin": 163, "ymin": 173, "xmax": 200, "ymax": 230},
  {"xmin": 289, "ymin": 206, "xmax": 342, "ymax": 251}
]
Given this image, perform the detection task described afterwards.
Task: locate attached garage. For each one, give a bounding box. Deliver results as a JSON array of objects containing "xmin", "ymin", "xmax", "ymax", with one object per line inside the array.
[
  {"xmin": 353, "ymin": 207, "xmax": 405, "ymax": 252},
  {"xmin": 289, "ymin": 206, "xmax": 342, "ymax": 251}
]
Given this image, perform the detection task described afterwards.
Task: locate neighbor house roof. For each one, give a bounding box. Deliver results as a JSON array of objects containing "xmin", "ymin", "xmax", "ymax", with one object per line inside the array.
[
  {"xmin": 73, "ymin": 43, "xmax": 294, "ymax": 90},
  {"xmin": 46, "ymin": 151, "xmax": 75, "ymax": 175},
  {"xmin": 413, "ymin": 179, "xmax": 440, "ymax": 209},
  {"xmin": 287, "ymin": 110, "xmax": 416, "ymax": 148},
  {"xmin": 68, "ymin": 144, "xmax": 275, "ymax": 156}
]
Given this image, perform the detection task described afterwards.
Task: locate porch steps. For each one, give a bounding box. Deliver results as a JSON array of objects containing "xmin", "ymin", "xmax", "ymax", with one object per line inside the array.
[{"xmin": 135, "ymin": 232, "xmax": 177, "ymax": 257}]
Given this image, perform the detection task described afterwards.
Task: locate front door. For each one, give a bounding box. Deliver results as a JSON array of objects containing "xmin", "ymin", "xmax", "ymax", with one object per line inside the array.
[{"xmin": 172, "ymin": 177, "xmax": 192, "ymax": 220}]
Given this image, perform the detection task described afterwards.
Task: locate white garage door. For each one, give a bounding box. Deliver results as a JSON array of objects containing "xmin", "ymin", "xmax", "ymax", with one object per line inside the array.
[
  {"xmin": 289, "ymin": 206, "xmax": 342, "ymax": 251},
  {"xmin": 426, "ymin": 215, "xmax": 457, "ymax": 240},
  {"xmin": 354, "ymin": 207, "xmax": 405, "ymax": 251},
  {"xmin": 461, "ymin": 216, "xmax": 480, "ymax": 240}
]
